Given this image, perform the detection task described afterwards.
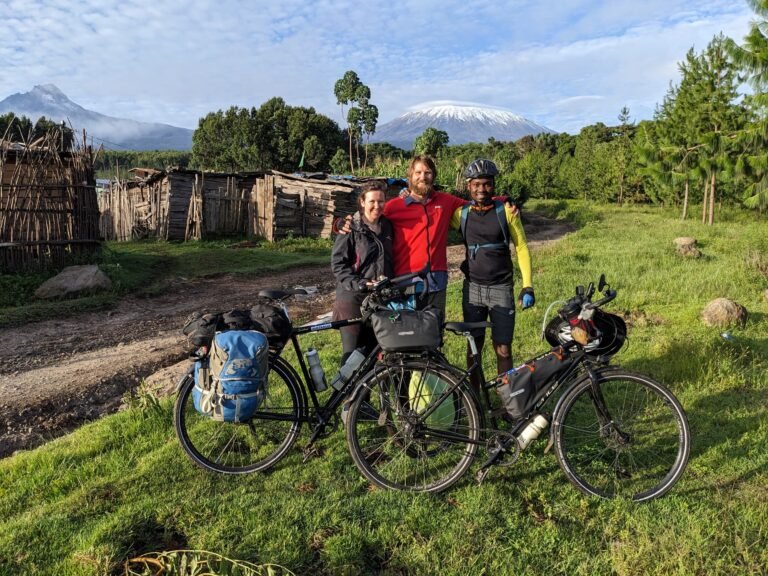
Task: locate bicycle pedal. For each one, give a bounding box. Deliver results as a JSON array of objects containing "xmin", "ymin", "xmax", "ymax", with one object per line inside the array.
[
  {"xmin": 302, "ymin": 445, "xmax": 320, "ymax": 463},
  {"xmin": 476, "ymin": 468, "xmax": 491, "ymax": 485}
]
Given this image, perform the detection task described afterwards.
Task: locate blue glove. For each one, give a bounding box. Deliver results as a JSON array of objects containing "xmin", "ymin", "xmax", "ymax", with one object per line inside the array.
[{"xmin": 519, "ymin": 288, "xmax": 535, "ymax": 309}]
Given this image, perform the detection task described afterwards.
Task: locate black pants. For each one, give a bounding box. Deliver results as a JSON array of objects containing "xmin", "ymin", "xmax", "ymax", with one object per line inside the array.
[{"xmin": 332, "ymin": 296, "xmax": 376, "ymax": 366}]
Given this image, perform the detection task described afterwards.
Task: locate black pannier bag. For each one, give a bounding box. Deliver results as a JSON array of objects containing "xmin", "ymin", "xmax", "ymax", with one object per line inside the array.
[
  {"xmin": 370, "ymin": 306, "xmax": 442, "ymax": 352},
  {"xmin": 221, "ymin": 308, "xmax": 252, "ymax": 330},
  {"xmin": 250, "ymin": 304, "xmax": 292, "ymax": 348},
  {"xmin": 495, "ymin": 346, "xmax": 575, "ymax": 419},
  {"xmin": 182, "ymin": 312, "xmax": 223, "ymax": 348}
]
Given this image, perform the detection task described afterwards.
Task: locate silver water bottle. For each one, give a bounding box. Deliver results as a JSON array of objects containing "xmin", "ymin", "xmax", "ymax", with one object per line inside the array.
[{"xmin": 306, "ymin": 348, "xmax": 327, "ymax": 391}]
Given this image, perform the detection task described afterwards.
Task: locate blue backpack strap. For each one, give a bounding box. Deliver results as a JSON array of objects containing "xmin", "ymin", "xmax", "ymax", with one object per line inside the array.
[
  {"xmin": 460, "ymin": 203, "xmax": 470, "ymax": 239},
  {"xmin": 494, "ymin": 200, "xmax": 510, "ymax": 245}
]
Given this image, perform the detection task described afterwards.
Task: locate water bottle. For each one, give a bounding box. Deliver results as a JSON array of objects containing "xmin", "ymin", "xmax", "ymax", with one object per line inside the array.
[
  {"xmin": 306, "ymin": 348, "xmax": 327, "ymax": 392},
  {"xmin": 517, "ymin": 413, "xmax": 549, "ymax": 450},
  {"xmin": 330, "ymin": 349, "xmax": 366, "ymax": 391}
]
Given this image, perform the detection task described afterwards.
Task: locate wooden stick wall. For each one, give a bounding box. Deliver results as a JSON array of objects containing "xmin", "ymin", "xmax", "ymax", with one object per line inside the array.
[{"xmin": 0, "ymin": 137, "xmax": 99, "ymax": 272}]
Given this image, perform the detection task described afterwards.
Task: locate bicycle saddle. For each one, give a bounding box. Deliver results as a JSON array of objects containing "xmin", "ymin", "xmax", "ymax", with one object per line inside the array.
[
  {"xmin": 443, "ymin": 321, "xmax": 493, "ymax": 334},
  {"xmin": 258, "ymin": 288, "xmax": 307, "ymax": 300}
]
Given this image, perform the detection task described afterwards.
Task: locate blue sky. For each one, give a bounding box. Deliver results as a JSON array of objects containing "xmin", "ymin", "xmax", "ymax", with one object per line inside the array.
[{"xmin": 0, "ymin": 0, "xmax": 755, "ymax": 134}]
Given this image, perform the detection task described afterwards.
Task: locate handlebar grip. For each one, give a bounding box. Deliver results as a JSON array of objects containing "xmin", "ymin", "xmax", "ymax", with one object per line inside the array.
[
  {"xmin": 585, "ymin": 289, "xmax": 617, "ymax": 310},
  {"xmin": 373, "ymin": 268, "xmax": 428, "ymax": 292}
]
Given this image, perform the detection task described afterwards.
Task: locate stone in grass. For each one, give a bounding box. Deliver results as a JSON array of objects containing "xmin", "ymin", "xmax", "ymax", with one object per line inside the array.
[
  {"xmin": 701, "ymin": 298, "xmax": 747, "ymax": 328},
  {"xmin": 673, "ymin": 237, "xmax": 701, "ymax": 258},
  {"xmin": 34, "ymin": 265, "xmax": 112, "ymax": 299}
]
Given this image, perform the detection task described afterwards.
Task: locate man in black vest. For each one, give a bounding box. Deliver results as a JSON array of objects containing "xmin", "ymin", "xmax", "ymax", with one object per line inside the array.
[{"xmin": 452, "ymin": 159, "xmax": 534, "ymax": 390}]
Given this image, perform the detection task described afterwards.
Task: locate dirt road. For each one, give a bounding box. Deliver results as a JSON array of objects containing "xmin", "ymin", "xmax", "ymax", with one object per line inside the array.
[{"xmin": 0, "ymin": 212, "xmax": 573, "ymax": 457}]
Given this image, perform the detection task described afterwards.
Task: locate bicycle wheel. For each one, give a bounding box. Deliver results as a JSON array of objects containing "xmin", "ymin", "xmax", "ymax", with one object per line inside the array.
[
  {"xmin": 345, "ymin": 359, "xmax": 481, "ymax": 493},
  {"xmin": 553, "ymin": 370, "xmax": 690, "ymax": 501},
  {"xmin": 174, "ymin": 354, "xmax": 304, "ymax": 474}
]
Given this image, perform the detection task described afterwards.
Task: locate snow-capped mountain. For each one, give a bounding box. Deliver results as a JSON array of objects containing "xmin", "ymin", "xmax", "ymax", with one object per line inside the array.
[
  {"xmin": 0, "ymin": 84, "xmax": 193, "ymax": 150},
  {"xmin": 370, "ymin": 101, "xmax": 556, "ymax": 150}
]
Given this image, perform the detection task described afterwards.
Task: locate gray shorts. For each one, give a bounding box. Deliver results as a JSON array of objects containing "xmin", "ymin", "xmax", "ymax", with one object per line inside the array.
[{"xmin": 462, "ymin": 280, "xmax": 515, "ymax": 344}]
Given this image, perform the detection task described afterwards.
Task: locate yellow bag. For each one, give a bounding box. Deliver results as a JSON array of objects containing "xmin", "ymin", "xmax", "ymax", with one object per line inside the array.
[{"xmin": 408, "ymin": 371, "xmax": 456, "ymax": 428}]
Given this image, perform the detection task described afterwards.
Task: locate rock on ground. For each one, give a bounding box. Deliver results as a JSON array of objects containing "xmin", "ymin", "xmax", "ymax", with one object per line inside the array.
[
  {"xmin": 701, "ymin": 298, "xmax": 748, "ymax": 327},
  {"xmin": 34, "ymin": 265, "xmax": 112, "ymax": 299}
]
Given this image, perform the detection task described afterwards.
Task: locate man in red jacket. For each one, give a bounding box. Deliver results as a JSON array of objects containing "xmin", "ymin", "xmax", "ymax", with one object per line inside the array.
[{"xmin": 382, "ymin": 154, "xmax": 466, "ymax": 316}]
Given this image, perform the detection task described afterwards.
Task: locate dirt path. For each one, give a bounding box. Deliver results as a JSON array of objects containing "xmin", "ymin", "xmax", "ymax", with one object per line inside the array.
[{"xmin": 0, "ymin": 212, "xmax": 573, "ymax": 457}]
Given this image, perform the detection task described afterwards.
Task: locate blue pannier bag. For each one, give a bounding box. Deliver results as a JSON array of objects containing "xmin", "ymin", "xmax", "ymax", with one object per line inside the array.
[{"xmin": 193, "ymin": 330, "xmax": 269, "ymax": 422}]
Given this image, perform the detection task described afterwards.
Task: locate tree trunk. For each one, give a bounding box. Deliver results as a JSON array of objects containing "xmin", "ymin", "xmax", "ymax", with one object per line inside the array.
[
  {"xmin": 348, "ymin": 128, "xmax": 354, "ymax": 174},
  {"xmin": 682, "ymin": 180, "xmax": 689, "ymax": 220},
  {"xmin": 702, "ymin": 178, "xmax": 709, "ymax": 224},
  {"xmin": 708, "ymin": 172, "xmax": 716, "ymax": 226}
]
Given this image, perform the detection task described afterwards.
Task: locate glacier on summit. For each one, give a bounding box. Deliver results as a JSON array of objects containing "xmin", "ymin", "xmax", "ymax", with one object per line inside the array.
[{"xmin": 370, "ymin": 101, "xmax": 555, "ymax": 150}]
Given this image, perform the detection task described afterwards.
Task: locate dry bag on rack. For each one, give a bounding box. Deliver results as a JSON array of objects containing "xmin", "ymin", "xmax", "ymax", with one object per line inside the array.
[
  {"xmin": 193, "ymin": 330, "xmax": 269, "ymax": 422},
  {"xmin": 495, "ymin": 346, "xmax": 574, "ymax": 420}
]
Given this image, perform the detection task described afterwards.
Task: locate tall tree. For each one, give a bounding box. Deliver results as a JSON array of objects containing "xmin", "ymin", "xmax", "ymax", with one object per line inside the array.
[
  {"xmin": 643, "ymin": 36, "xmax": 744, "ymax": 223},
  {"xmin": 333, "ymin": 71, "xmax": 378, "ymax": 173},
  {"xmin": 725, "ymin": 0, "xmax": 768, "ymax": 210}
]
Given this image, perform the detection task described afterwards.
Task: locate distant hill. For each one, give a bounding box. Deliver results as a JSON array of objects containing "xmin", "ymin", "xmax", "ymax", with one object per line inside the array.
[
  {"xmin": 370, "ymin": 101, "xmax": 556, "ymax": 150},
  {"xmin": 0, "ymin": 84, "xmax": 193, "ymax": 150}
]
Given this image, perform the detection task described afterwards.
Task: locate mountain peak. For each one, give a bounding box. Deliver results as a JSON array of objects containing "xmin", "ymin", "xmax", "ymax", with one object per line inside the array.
[
  {"xmin": 0, "ymin": 85, "xmax": 193, "ymax": 150},
  {"xmin": 370, "ymin": 101, "xmax": 555, "ymax": 150},
  {"xmin": 33, "ymin": 84, "xmax": 67, "ymax": 97}
]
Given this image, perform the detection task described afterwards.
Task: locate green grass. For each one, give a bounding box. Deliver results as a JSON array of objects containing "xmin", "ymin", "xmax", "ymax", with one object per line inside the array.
[
  {"xmin": 0, "ymin": 236, "xmax": 332, "ymax": 327},
  {"xmin": 1, "ymin": 204, "xmax": 767, "ymax": 575}
]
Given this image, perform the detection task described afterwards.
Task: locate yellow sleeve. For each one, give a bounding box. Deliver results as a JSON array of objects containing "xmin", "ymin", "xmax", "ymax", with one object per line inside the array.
[
  {"xmin": 505, "ymin": 204, "xmax": 532, "ymax": 289},
  {"xmin": 450, "ymin": 206, "xmax": 462, "ymax": 230}
]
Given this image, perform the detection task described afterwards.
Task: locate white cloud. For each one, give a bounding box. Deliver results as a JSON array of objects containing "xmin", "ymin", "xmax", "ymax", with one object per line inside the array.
[{"xmin": 0, "ymin": 0, "xmax": 755, "ymax": 135}]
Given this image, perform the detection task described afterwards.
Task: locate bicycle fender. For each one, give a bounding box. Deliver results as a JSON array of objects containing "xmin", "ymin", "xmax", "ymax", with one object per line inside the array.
[{"xmin": 175, "ymin": 365, "xmax": 195, "ymax": 394}]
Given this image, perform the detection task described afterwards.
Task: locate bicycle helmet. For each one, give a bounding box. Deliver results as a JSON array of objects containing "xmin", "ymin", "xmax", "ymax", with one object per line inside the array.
[
  {"xmin": 464, "ymin": 159, "xmax": 499, "ymax": 180},
  {"xmin": 544, "ymin": 309, "xmax": 627, "ymax": 358}
]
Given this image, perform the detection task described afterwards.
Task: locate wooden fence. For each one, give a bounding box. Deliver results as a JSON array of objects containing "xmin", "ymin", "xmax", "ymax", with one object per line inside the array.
[
  {"xmin": 98, "ymin": 168, "xmax": 403, "ymax": 242},
  {"xmin": 0, "ymin": 138, "xmax": 99, "ymax": 272}
]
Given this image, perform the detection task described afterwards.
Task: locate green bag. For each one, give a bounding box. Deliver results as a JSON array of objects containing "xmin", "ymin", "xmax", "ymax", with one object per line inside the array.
[{"xmin": 408, "ymin": 370, "xmax": 456, "ymax": 428}]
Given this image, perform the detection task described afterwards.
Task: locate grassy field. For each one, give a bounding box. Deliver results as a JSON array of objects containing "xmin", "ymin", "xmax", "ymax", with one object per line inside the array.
[
  {"xmin": 0, "ymin": 236, "xmax": 332, "ymax": 327},
  {"xmin": 1, "ymin": 203, "xmax": 766, "ymax": 575}
]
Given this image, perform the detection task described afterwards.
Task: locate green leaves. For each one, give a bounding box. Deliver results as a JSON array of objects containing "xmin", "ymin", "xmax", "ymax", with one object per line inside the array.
[
  {"xmin": 333, "ymin": 70, "xmax": 378, "ymax": 173},
  {"xmin": 190, "ymin": 100, "xmax": 343, "ymax": 173}
]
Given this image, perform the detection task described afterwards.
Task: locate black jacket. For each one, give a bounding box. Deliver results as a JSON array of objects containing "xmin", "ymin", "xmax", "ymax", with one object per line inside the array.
[{"xmin": 331, "ymin": 213, "xmax": 393, "ymax": 300}]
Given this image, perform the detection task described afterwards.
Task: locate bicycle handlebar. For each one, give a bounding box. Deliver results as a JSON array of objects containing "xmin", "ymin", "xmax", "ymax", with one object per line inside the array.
[{"xmin": 584, "ymin": 289, "xmax": 617, "ymax": 310}]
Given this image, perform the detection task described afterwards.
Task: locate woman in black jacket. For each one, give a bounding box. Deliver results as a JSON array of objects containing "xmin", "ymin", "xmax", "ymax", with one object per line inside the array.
[{"xmin": 331, "ymin": 181, "xmax": 393, "ymax": 364}]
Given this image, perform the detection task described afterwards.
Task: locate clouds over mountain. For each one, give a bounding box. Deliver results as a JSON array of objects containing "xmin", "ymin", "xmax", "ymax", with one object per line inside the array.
[{"xmin": 0, "ymin": 85, "xmax": 193, "ymax": 150}]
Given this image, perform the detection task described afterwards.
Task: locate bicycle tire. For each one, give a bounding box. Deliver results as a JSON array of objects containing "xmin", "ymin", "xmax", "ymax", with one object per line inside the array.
[
  {"xmin": 174, "ymin": 354, "xmax": 304, "ymax": 474},
  {"xmin": 345, "ymin": 359, "xmax": 481, "ymax": 493},
  {"xmin": 552, "ymin": 370, "xmax": 690, "ymax": 501}
]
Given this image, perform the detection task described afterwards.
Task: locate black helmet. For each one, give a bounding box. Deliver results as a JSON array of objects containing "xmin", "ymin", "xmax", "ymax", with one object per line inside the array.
[
  {"xmin": 464, "ymin": 159, "xmax": 499, "ymax": 180},
  {"xmin": 544, "ymin": 309, "xmax": 627, "ymax": 359}
]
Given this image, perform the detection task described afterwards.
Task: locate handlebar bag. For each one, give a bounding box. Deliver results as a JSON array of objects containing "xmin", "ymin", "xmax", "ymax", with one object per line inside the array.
[
  {"xmin": 193, "ymin": 330, "xmax": 269, "ymax": 422},
  {"xmin": 371, "ymin": 306, "xmax": 442, "ymax": 352},
  {"xmin": 496, "ymin": 346, "xmax": 574, "ymax": 420}
]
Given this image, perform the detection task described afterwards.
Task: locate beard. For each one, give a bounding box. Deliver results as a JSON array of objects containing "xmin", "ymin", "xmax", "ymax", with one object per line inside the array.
[{"xmin": 410, "ymin": 180, "xmax": 432, "ymax": 197}]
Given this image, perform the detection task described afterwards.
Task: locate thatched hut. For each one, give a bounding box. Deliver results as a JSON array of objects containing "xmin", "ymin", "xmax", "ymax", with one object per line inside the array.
[{"xmin": 0, "ymin": 138, "xmax": 99, "ymax": 272}]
